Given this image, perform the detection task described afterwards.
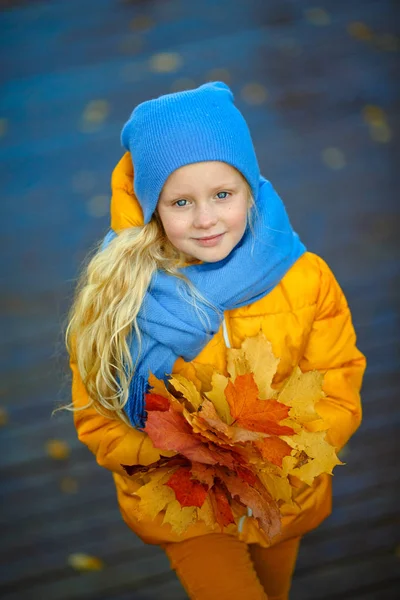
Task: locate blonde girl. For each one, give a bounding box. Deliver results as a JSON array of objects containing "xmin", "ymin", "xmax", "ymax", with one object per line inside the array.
[{"xmin": 67, "ymin": 82, "xmax": 366, "ymax": 599}]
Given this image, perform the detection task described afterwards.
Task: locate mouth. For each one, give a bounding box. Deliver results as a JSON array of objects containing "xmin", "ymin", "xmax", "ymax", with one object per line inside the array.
[{"xmin": 193, "ymin": 233, "xmax": 225, "ymax": 247}]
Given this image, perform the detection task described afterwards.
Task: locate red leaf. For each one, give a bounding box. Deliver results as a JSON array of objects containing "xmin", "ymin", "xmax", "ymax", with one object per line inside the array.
[
  {"xmin": 145, "ymin": 393, "xmax": 170, "ymax": 412},
  {"xmin": 217, "ymin": 468, "xmax": 281, "ymax": 540},
  {"xmin": 145, "ymin": 409, "xmax": 239, "ymax": 468},
  {"xmin": 190, "ymin": 462, "xmax": 217, "ymax": 488},
  {"xmin": 166, "ymin": 467, "xmax": 208, "ymax": 508},
  {"xmin": 209, "ymin": 482, "xmax": 235, "ymax": 529},
  {"xmin": 236, "ymin": 466, "xmax": 257, "ymax": 487}
]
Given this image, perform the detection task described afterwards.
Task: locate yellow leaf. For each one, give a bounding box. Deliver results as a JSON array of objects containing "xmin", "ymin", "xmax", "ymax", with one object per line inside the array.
[
  {"xmin": 0, "ymin": 406, "xmax": 8, "ymax": 426},
  {"xmin": 242, "ymin": 333, "xmax": 280, "ymax": 399},
  {"xmin": 197, "ymin": 495, "xmax": 219, "ymax": 530},
  {"xmin": 281, "ymin": 430, "xmax": 343, "ymax": 485},
  {"xmin": 175, "ymin": 363, "xmax": 203, "ymax": 392},
  {"xmin": 68, "ymin": 553, "xmax": 104, "ymax": 571},
  {"xmin": 193, "ymin": 363, "xmax": 215, "ymax": 393},
  {"xmin": 46, "ymin": 439, "xmax": 70, "ymax": 460},
  {"xmin": 162, "ymin": 500, "xmax": 197, "ymax": 534},
  {"xmin": 205, "ymin": 372, "xmax": 233, "ymax": 424},
  {"xmin": 226, "ymin": 347, "xmax": 248, "ymax": 380},
  {"xmin": 277, "ymin": 367, "xmax": 324, "ymax": 423},
  {"xmin": 135, "ymin": 469, "xmax": 176, "ymax": 520},
  {"xmin": 169, "ymin": 374, "xmax": 202, "ymax": 410},
  {"xmin": 148, "ymin": 373, "xmax": 175, "ymax": 401},
  {"xmin": 60, "ymin": 477, "xmax": 78, "ymax": 494},
  {"xmin": 258, "ymin": 470, "xmax": 293, "ymax": 505}
]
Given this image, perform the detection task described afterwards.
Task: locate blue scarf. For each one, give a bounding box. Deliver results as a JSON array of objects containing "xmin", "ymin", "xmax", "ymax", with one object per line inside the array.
[{"xmin": 103, "ymin": 177, "xmax": 306, "ymax": 428}]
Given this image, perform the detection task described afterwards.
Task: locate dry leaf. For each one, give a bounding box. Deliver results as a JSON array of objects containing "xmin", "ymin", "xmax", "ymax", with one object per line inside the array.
[
  {"xmin": 281, "ymin": 430, "xmax": 343, "ymax": 485},
  {"xmin": 255, "ymin": 436, "xmax": 292, "ymax": 467},
  {"xmin": 134, "ymin": 469, "xmax": 176, "ymax": 520},
  {"xmin": 227, "ymin": 347, "xmax": 249, "ymax": 380},
  {"xmin": 68, "ymin": 553, "xmax": 104, "ymax": 571},
  {"xmin": 162, "ymin": 500, "xmax": 197, "ymax": 534},
  {"xmin": 205, "ymin": 372, "xmax": 233, "ymax": 424},
  {"xmin": 169, "ymin": 374, "xmax": 202, "ymax": 410},
  {"xmin": 242, "ymin": 333, "xmax": 279, "ymax": 399},
  {"xmin": 209, "ymin": 483, "xmax": 235, "ymax": 529},
  {"xmin": 166, "ymin": 467, "xmax": 208, "ymax": 508},
  {"xmin": 277, "ymin": 367, "xmax": 324, "ymax": 422},
  {"xmin": 225, "ymin": 374, "xmax": 294, "ymax": 436},
  {"xmin": 46, "ymin": 439, "xmax": 70, "ymax": 460}
]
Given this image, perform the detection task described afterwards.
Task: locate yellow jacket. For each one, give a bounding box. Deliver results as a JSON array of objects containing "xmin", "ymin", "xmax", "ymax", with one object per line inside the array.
[{"xmin": 71, "ymin": 153, "xmax": 366, "ymax": 547}]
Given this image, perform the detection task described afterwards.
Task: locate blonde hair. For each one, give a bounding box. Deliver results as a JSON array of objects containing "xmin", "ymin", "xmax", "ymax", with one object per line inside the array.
[{"xmin": 64, "ymin": 179, "xmax": 254, "ymax": 426}]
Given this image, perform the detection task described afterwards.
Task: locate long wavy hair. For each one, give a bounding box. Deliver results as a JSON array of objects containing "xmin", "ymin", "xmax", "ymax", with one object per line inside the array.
[{"xmin": 65, "ymin": 181, "xmax": 254, "ymax": 426}]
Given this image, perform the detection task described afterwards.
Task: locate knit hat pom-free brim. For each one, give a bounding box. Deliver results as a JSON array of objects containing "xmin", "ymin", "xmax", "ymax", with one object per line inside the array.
[{"xmin": 120, "ymin": 81, "xmax": 260, "ymax": 223}]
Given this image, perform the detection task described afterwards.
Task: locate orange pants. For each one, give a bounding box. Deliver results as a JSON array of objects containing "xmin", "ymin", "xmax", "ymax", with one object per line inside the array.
[{"xmin": 163, "ymin": 533, "xmax": 301, "ymax": 600}]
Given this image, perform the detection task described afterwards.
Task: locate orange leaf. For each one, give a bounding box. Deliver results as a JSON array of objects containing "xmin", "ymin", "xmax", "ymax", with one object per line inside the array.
[
  {"xmin": 209, "ymin": 482, "xmax": 235, "ymax": 529},
  {"xmin": 255, "ymin": 437, "xmax": 293, "ymax": 467},
  {"xmin": 225, "ymin": 374, "xmax": 294, "ymax": 436},
  {"xmin": 166, "ymin": 467, "xmax": 208, "ymax": 508}
]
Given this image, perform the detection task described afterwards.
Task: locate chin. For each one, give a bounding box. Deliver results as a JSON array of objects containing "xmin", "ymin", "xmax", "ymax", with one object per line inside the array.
[{"xmin": 194, "ymin": 247, "xmax": 232, "ymax": 263}]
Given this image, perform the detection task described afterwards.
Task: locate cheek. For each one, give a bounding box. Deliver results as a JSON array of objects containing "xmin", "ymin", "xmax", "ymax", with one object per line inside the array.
[
  {"xmin": 161, "ymin": 213, "xmax": 189, "ymax": 242},
  {"xmin": 226, "ymin": 203, "xmax": 248, "ymax": 233}
]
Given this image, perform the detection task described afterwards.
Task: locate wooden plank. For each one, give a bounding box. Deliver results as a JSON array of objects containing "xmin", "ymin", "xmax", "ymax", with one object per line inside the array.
[
  {"xmin": 0, "ymin": 552, "xmax": 175, "ymax": 600},
  {"xmin": 291, "ymin": 552, "xmax": 400, "ymax": 599}
]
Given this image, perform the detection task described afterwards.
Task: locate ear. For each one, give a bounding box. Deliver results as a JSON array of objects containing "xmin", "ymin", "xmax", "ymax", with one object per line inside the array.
[{"xmin": 110, "ymin": 152, "xmax": 144, "ymax": 231}]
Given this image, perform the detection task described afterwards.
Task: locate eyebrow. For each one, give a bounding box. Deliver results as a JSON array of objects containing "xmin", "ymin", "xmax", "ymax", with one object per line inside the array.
[{"xmin": 164, "ymin": 182, "xmax": 239, "ymax": 198}]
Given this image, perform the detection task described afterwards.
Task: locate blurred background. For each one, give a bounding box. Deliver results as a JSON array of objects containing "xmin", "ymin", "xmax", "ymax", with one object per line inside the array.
[{"xmin": 1, "ymin": 0, "xmax": 399, "ymax": 598}]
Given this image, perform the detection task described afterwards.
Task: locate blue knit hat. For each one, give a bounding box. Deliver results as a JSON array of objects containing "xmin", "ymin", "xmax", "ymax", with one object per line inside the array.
[{"xmin": 121, "ymin": 82, "xmax": 260, "ymax": 224}]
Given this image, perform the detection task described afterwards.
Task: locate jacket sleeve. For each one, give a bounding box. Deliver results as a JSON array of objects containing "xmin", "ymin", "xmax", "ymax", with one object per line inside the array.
[
  {"xmin": 299, "ymin": 255, "xmax": 366, "ymax": 452},
  {"xmin": 71, "ymin": 359, "xmax": 162, "ymax": 476}
]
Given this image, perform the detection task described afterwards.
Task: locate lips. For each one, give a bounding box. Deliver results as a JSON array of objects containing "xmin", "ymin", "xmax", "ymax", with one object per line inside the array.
[
  {"xmin": 195, "ymin": 234, "xmax": 224, "ymax": 241},
  {"xmin": 193, "ymin": 233, "xmax": 225, "ymax": 247}
]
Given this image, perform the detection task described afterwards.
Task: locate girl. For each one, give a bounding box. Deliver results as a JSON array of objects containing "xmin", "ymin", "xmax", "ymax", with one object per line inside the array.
[{"xmin": 67, "ymin": 82, "xmax": 366, "ymax": 599}]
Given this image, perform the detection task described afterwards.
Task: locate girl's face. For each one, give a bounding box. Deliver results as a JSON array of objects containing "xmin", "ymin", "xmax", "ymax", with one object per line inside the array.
[{"xmin": 157, "ymin": 161, "xmax": 250, "ymax": 263}]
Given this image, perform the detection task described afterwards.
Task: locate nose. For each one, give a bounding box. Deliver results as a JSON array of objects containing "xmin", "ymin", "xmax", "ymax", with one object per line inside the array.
[{"xmin": 192, "ymin": 203, "xmax": 218, "ymax": 229}]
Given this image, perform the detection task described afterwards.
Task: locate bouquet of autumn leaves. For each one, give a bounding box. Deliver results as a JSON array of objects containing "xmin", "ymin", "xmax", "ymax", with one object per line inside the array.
[{"xmin": 122, "ymin": 334, "xmax": 342, "ymax": 543}]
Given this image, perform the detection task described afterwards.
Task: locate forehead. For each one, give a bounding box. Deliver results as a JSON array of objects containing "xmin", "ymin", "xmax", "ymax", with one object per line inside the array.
[{"xmin": 161, "ymin": 161, "xmax": 242, "ymax": 195}]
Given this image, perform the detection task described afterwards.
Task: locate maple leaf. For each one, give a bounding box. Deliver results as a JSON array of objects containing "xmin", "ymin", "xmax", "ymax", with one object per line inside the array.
[
  {"xmin": 225, "ymin": 373, "xmax": 295, "ymax": 436},
  {"xmin": 190, "ymin": 462, "xmax": 217, "ymax": 488},
  {"xmin": 193, "ymin": 363, "xmax": 215, "ymax": 393},
  {"xmin": 145, "ymin": 408, "xmax": 239, "ymax": 468},
  {"xmin": 227, "ymin": 347, "xmax": 249, "ymax": 381},
  {"xmin": 162, "ymin": 500, "xmax": 197, "ymax": 535},
  {"xmin": 258, "ymin": 470, "xmax": 293, "ymax": 505},
  {"xmin": 281, "ymin": 430, "xmax": 343, "ymax": 485},
  {"xmin": 205, "ymin": 372, "xmax": 233, "ymax": 424},
  {"xmin": 169, "ymin": 374, "xmax": 202, "ymax": 410},
  {"xmin": 148, "ymin": 373, "xmax": 175, "ymax": 402},
  {"xmin": 121, "ymin": 455, "xmax": 189, "ymax": 477},
  {"xmin": 166, "ymin": 467, "xmax": 209, "ymax": 508},
  {"xmin": 241, "ymin": 333, "xmax": 280, "ymax": 399},
  {"xmin": 197, "ymin": 400, "xmax": 265, "ymax": 443},
  {"xmin": 209, "ymin": 482, "xmax": 235, "ymax": 529},
  {"xmin": 277, "ymin": 367, "xmax": 324, "ymax": 423},
  {"xmin": 68, "ymin": 553, "xmax": 104, "ymax": 571},
  {"xmin": 255, "ymin": 436, "xmax": 293, "ymax": 468},
  {"xmin": 145, "ymin": 393, "xmax": 170, "ymax": 412},
  {"xmin": 217, "ymin": 468, "xmax": 281, "ymax": 541},
  {"xmin": 134, "ymin": 469, "xmax": 176, "ymax": 520}
]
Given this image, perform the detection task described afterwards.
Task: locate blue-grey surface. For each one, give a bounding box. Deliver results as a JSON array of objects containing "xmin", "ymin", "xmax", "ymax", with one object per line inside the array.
[{"xmin": 1, "ymin": 0, "xmax": 399, "ymax": 598}]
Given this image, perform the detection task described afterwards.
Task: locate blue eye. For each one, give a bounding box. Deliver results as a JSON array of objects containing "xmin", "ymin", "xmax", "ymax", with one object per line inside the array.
[
  {"xmin": 217, "ymin": 191, "xmax": 229, "ymax": 199},
  {"xmin": 175, "ymin": 199, "xmax": 188, "ymax": 207}
]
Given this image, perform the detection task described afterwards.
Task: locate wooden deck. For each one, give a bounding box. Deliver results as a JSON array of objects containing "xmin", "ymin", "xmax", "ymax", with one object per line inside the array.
[{"xmin": 1, "ymin": 0, "xmax": 399, "ymax": 598}]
